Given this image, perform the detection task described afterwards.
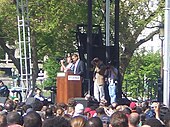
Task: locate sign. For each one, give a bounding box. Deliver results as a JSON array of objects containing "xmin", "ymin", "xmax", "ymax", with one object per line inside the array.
[
  {"xmin": 57, "ymin": 72, "xmax": 65, "ymax": 77},
  {"xmin": 68, "ymin": 75, "xmax": 80, "ymax": 80}
]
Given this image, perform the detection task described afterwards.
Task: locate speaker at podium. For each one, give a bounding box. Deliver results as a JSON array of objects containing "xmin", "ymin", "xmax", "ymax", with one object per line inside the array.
[{"xmin": 56, "ymin": 72, "xmax": 82, "ymax": 104}]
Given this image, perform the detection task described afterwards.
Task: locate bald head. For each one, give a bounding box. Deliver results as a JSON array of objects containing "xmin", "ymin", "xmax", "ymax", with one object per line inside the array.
[{"xmin": 129, "ymin": 113, "xmax": 140, "ymax": 127}]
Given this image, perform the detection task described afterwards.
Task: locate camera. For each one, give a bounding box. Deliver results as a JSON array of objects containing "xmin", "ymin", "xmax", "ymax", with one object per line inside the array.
[{"xmin": 56, "ymin": 57, "xmax": 65, "ymax": 63}]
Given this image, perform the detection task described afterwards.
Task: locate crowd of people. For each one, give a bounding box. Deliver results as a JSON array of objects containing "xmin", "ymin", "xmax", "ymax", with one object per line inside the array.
[
  {"xmin": 0, "ymin": 54, "xmax": 168, "ymax": 127},
  {"xmin": 0, "ymin": 93, "xmax": 169, "ymax": 127}
]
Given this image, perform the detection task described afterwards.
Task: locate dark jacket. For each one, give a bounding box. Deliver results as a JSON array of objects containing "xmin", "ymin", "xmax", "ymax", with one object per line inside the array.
[{"xmin": 0, "ymin": 85, "xmax": 9, "ymax": 97}]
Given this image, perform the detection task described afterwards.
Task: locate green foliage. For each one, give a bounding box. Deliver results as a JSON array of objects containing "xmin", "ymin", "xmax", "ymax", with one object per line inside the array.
[
  {"xmin": 29, "ymin": 0, "xmax": 88, "ymax": 59},
  {"xmin": 0, "ymin": 0, "xmax": 164, "ymax": 92},
  {"xmin": 43, "ymin": 57, "xmax": 60, "ymax": 87},
  {"xmin": 123, "ymin": 49, "xmax": 161, "ymax": 99},
  {"xmin": 0, "ymin": 1, "xmax": 17, "ymax": 42}
]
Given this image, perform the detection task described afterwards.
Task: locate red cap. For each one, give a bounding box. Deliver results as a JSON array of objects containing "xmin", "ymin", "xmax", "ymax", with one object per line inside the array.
[
  {"xmin": 130, "ymin": 102, "xmax": 136, "ymax": 110},
  {"xmin": 84, "ymin": 107, "xmax": 92, "ymax": 113}
]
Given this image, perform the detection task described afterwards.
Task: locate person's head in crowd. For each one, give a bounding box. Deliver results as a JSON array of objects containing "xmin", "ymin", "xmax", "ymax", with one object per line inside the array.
[
  {"xmin": 103, "ymin": 105, "xmax": 114, "ymax": 116},
  {"xmin": 42, "ymin": 118, "xmax": 53, "ymax": 127},
  {"xmin": 123, "ymin": 107, "xmax": 132, "ymax": 117},
  {"xmin": 4, "ymin": 100, "xmax": 14, "ymax": 112},
  {"xmin": 85, "ymin": 117, "xmax": 103, "ymax": 127},
  {"xmin": 15, "ymin": 102, "xmax": 25, "ymax": 111},
  {"xmin": 12, "ymin": 98, "xmax": 19, "ymax": 109},
  {"xmin": 68, "ymin": 98, "xmax": 76, "ymax": 106},
  {"xmin": 101, "ymin": 115, "xmax": 110, "ymax": 127},
  {"xmin": 139, "ymin": 113, "xmax": 146, "ymax": 126},
  {"xmin": 142, "ymin": 101, "xmax": 149, "ymax": 111},
  {"xmin": 128, "ymin": 112, "xmax": 140, "ymax": 127},
  {"xmin": 70, "ymin": 116, "xmax": 87, "ymax": 127},
  {"xmin": 67, "ymin": 104, "xmax": 75, "ymax": 116},
  {"xmin": 116, "ymin": 105, "xmax": 127, "ymax": 111},
  {"xmin": 143, "ymin": 118, "xmax": 163, "ymax": 127},
  {"xmin": 74, "ymin": 103, "xmax": 84, "ymax": 115},
  {"xmin": 159, "ymin": 104, "xmax": 170, "ymax": 122},
  {"xmin": 110, "ymin": 111, "xmax": 128, "ymax": 127},
  {"xmin": 6, "ymin": 111, "xmax": 22, "ymax": 126},
  {"xmin": 130, "ymin": 102, "xmax": 137, "ymax": 112},
  {"xmin": 31, "ymin": 99, "xmax": 43, "ymax": 111},
  {"xmin": 96, "ymin": 107, "xmax": 105, "ymax": 116},
  {"xmin": 52, "ymin": 116, "xmax": 71, "ymax": 127},
  {"xmin": 57, "ymin": 102, "xmax": 67, "ymax": 111},
  {"xmin": 163, "ymin": 111, "xmax": 170, "ymax": 127},
  {"xmin": 84, "ymin": 107, "xmax": 92, "ymax": 119},
  {"xmin": 23, "ymin": 111, "xmax": 42, "ymax": 127},
  {"xmin": 56, "ymin": 107, "xmax": 64, "ymax": 116},
  {"xmin": 99, "ymin": 98, "xmax": 108, "ymax": 107},
  {"xmin": 135, "ymin": 106, "xmax": 143, "ymax": 114},
  {"xmin": 72, "ymin": 54, "xmax": 79, "ymax": 64},
  {"xmin": 0, "ymin": 114, "xmax": 7, "ymax": 127},
  {"xmin": 145, "ymin": 109, "xmax": 156, "ymax": 120},
  {"xmin": 45, "ymin": 107, "xmax": 53, "ymax": 119},
  {"xmin": 19, "ymin": 104, "xmax": 30, "ymax": 115},
  {"xmin": 48, "ymin": 105, "xmax": 56, "ymax": 115},
  {"xmin": 43, "ymin": 116, "xmax": 71, "ymax": 127},
  {"xmin": 34, "ymin": 88, "xmax": 42, "ymax": 96},
  {"xmin": 84, "ymin": 106, "xmax": 97, "ymax": 119},
  {"xmin": 41, "ymin": 105, "xmax": 47, "ymax": 113}
]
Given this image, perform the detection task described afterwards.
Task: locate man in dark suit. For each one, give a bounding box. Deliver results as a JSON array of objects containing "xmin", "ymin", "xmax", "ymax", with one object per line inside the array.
[
  {"xmin": 72, "ymin": 54, "xmax": 85, "ymax": 77},
  {"xmin": 72, "ymin": 54, "xmax": 86, "ymax": 96}
]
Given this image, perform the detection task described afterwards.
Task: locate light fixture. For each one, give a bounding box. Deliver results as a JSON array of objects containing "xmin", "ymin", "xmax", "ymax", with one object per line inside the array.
[{"xmin": 159, "ymin": 23, "xmax": 164, "ymax": 41}]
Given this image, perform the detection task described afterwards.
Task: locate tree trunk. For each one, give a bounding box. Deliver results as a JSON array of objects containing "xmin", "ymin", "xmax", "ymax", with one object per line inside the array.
[
  {"xmin": 31, "ymin": 31, "xmax": 39, "ymax": 95},
  {"xmin": 0, "ymin": 38, "xmax": 20, "ymax": 72}
]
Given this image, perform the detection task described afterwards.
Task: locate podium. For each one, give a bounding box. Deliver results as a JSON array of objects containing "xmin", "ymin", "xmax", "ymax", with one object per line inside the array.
[{"xmin": 56, "ymin": 72, "xmax": 82, "ymax": 104}]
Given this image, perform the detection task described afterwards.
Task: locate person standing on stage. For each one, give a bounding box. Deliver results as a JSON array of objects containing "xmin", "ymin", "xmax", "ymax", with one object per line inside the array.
[
  {"xmin": 91, "ymin": 57, "xmax": 106, "ymax": 102},
  {"xmin": 72, "ymin": 54, "xmax": 86, "ymax": 96},
  {"xmin": 105, "ymin": 62, "xmax": 118, "ymax": 104},
  {"xmin": 60, "ymin": 54, "xmax": 74, "ymax": 72},
  {"xmin": 72, "ymin": 54, "xmax": 85, "ymax": 77},
  {"xmin": 0, "ymin": 80, "xmax": 9, "ymax": 97}
]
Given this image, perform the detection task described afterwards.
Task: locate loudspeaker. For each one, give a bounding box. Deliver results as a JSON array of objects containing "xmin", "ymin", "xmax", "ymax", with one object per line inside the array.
[
  {"xmin": 74, "ymin": 98, "xmax": 89, "ymax": 108},
  {"xmin": 74, "ymin": 97, "xmax": 99, "ymax": 108},
  {"xmin": 92, "ymin": 46, "xmax": 106, "ymax": 63}
]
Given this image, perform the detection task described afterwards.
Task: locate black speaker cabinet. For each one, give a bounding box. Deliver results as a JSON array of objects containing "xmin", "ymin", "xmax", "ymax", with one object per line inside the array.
[{"xmin": 74, "ymin": 98, "xmax": 89, "ymax": 108}]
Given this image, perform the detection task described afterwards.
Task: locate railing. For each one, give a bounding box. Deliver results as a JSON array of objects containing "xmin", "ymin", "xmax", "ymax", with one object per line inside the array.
[{"xmin": 123, "ymin": 79, "xmax": 162, "ymax": 101}]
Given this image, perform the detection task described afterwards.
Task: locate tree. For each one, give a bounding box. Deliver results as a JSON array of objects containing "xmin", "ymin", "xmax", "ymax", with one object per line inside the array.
[
  {"xmin": 0, "ymin": 1, "xmax": 20, "ymax": 71},
  {"xmin": 123, "ymin": 48, "xmax": 161, "ymax": 99},
  {"xmin": 118, "ymin": 0, "xmax": 164, "ymax": 85},
  {"xmin": 0, "ymin": 0, "xmax": 165, "ymax": 91}
]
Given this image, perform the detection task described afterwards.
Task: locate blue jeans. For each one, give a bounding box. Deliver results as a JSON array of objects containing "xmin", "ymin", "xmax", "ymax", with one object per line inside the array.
[{"xmin": 108, "ymin": 83, "xmax": 116, "ymax": 104}]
